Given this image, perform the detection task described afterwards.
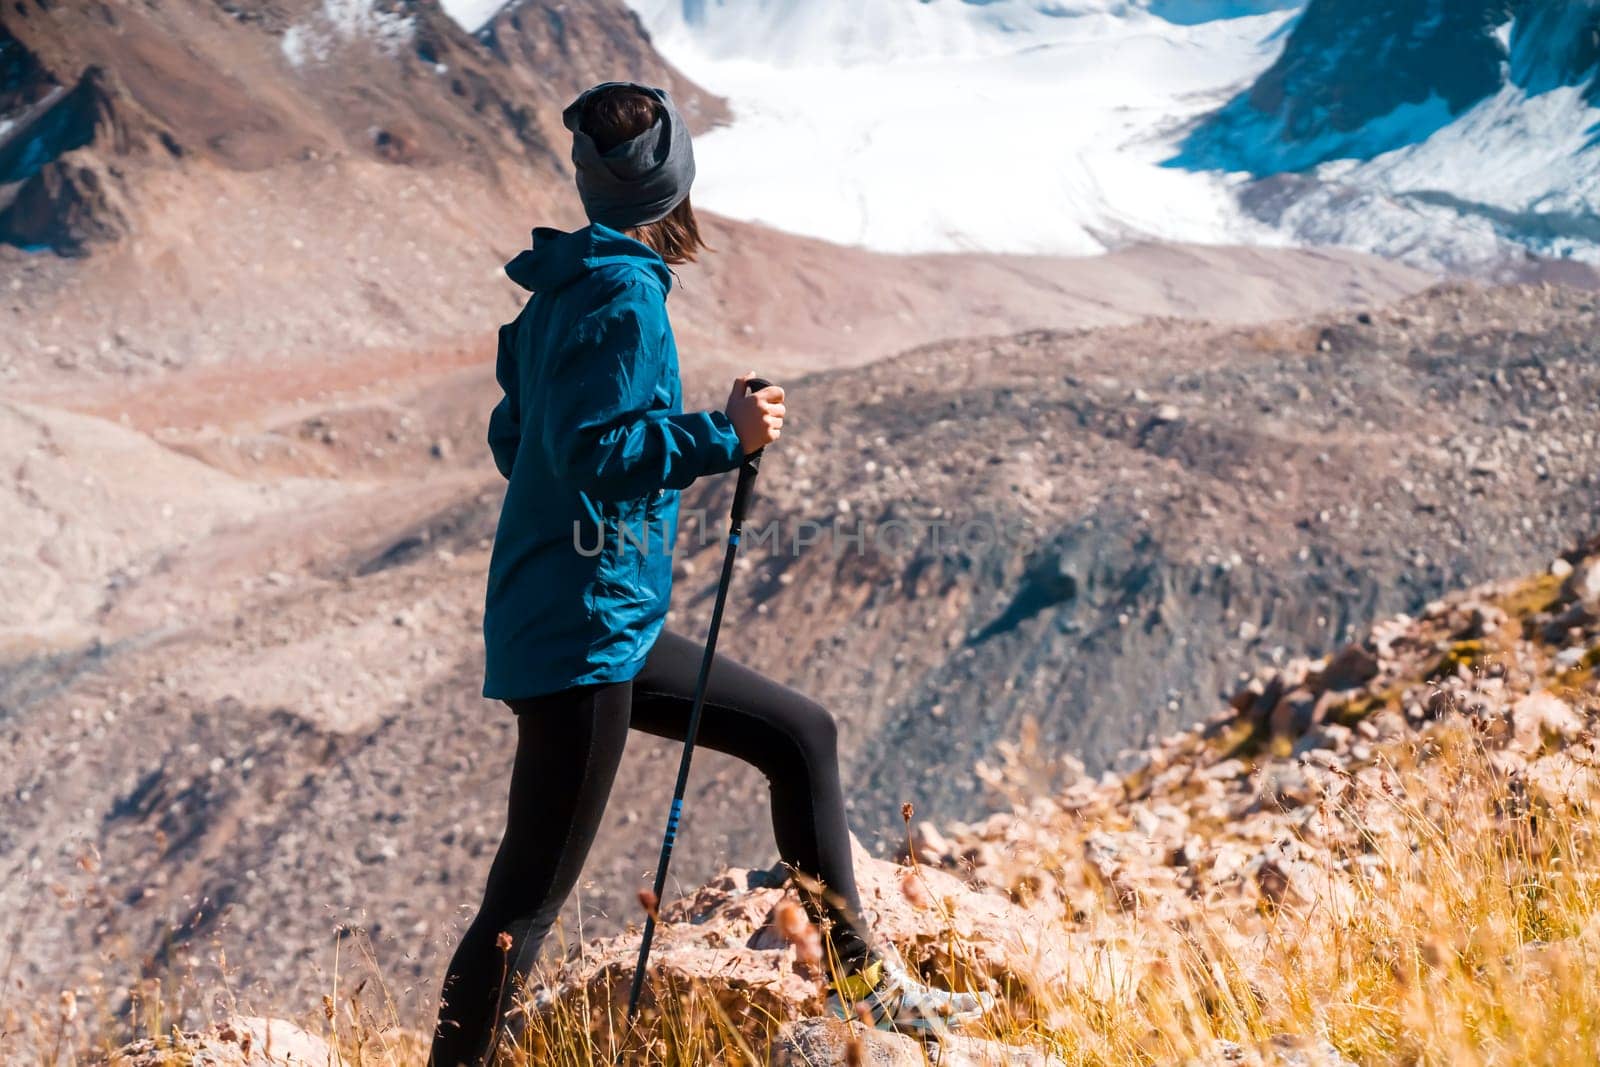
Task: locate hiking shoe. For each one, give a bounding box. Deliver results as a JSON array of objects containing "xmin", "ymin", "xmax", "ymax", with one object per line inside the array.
[
  {"xmin": 501, "ymin": 984, "xmax": 556, "ymax": 1026},
  {"xmin": 824, "ymin": 958, "xmax": 995, "ymax": 1034}
]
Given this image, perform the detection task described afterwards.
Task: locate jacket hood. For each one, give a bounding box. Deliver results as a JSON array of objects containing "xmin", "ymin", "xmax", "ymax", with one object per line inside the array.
[{"xmin": 504, "ymin": 223, "xmax": 673, "ymax": 295}]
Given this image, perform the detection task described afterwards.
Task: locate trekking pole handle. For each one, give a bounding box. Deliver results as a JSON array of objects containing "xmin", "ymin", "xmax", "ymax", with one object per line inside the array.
[{"xmin": 729, "ymin": 378, "xmax": 773, "ymax": 530}]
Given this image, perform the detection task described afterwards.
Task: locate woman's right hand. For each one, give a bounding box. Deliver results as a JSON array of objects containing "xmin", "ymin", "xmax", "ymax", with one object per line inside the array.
[{"xmin": 726, "ymin": 373, "xmax": 785, "ymax": 454}]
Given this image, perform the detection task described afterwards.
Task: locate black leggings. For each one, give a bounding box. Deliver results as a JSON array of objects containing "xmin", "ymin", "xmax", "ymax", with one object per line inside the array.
[{"xmin": 428, "ymin": 629, "xmax": 876, "ymax": 1066}]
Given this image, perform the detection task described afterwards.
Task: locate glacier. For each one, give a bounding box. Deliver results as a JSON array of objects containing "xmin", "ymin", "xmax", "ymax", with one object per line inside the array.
[
  {"xmin": 438, "ymin": 0, "xmax": 1600, "ymax": 272},
  {"xmin": 612, "ymin": 0, "xmax": 1299, "ymax": 255}
]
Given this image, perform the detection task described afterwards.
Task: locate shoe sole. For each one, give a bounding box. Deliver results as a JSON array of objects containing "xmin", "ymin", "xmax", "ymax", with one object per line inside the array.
[{"xmin": 826, "ymin": 994, "xmax": 994, "ymax": 1035}]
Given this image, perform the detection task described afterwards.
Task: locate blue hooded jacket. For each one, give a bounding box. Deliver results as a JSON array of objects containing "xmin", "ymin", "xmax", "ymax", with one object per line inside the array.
[{"xmin": 482, "ymin": 223, "xmax": 746, "ymax": 700}]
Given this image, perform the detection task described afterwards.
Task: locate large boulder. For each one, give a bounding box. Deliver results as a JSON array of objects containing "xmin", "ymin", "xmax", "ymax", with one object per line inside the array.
[
  {"xmin": 533, "ymin": 842, "xmax": 1087, "ymax": 1046},
  {"xmin": 772, "ymin": 1017, "xmax": 924, "ymax": 1066}
]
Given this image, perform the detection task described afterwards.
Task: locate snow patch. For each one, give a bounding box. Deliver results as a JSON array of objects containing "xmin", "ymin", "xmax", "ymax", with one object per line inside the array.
[
  {"xmin": 1211, "ymin": 2, "xmax": 1600, "ymax": 271},
  {"xmin": 281, "ymin": 0, "xmax": 415, "ymax": 68},
  {"xmin": 440, "ymin": 0, "xmax": 507, "ymax": 36},
  {"xmin": 281, "ymin": 25, "xmax": 313, "ymax": 67},
  {"xmin": 1510, "ymin": 0, "xmax": 1600, "ymax": 94},
  {"xmin": 1492, "ymin": 17, "xmax": 1513, "ymax": 52}
]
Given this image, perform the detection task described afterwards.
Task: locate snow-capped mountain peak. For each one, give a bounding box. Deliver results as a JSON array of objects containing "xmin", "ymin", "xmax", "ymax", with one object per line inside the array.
[{"xmin": 432, "ymin": 0, "xmax": 1600, "ymax": 273}]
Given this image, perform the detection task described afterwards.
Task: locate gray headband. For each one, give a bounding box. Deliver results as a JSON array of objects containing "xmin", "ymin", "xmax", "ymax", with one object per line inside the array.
[{"xmin": 562, "ymin": 82, "xmax": 696, "ymax": 229}]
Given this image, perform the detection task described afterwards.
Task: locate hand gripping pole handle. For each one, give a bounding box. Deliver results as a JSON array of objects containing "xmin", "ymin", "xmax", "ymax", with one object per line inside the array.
[{"xmin": 729, "ymin": 377, "xmax": 772, "ymax": 531}]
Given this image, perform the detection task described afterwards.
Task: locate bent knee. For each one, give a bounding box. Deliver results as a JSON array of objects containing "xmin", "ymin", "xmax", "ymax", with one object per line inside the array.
[
  {"xmin": 792, "ymin": 699, "xmax": 839, "ymax": 758},
  {"xmin": 751, "ymin": 698, "xmax": 839, "ymax": 776}
]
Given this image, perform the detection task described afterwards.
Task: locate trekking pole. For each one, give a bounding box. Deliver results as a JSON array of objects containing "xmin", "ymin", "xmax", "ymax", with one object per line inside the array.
[{"xmin": 624, "ymin": 378, "xmax": 774, "ymax": 1026}]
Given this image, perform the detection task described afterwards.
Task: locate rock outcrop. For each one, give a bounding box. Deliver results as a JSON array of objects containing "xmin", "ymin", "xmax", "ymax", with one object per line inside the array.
[
  {"xmin": 728, "ymin": 282, "xmax": 1600, "ymax": 825},
  {"xmin": 529, "ymin": 854, "xmax": 1072, "ymax": 1056},
  {"xmin": 110, "ymin": 1016, "xmax": 332, "ymax": 1065},
  {"xmin": 1180, "ymin": 0, "xmax": 1515, "ymax": 174},
  {"xmin": 503, "ymin": 540, "xmax": 1600, "ymax": 1063}
]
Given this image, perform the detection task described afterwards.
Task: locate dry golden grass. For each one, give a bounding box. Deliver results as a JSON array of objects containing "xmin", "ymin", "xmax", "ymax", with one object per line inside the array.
[
  {"xmin": 14, "ymin": 548, "xmax": 1600, "ymax": 1067},
  {"xmin": 482, "ymin": 697, "xmax": 1600, "ymax": 1067},
  {"xmin": 1024, "ymin": 720, "xmax": 1600, "ymax": 1067},
  {"xmin": 13, "ymin": 702, "xmax": 1600, "ymax": 1066}
]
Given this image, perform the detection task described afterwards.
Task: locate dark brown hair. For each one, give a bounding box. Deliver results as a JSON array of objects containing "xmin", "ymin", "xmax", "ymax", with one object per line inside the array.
[{"xmin": 579, "ymin": 86, "xmax": 710, "ymax": 265}]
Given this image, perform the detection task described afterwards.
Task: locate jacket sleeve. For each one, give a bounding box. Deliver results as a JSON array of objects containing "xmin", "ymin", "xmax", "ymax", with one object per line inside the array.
[
  {"xmin": 487, "ymin": 317, "xmax": 522, "ymax": 480},
  {"xmin": 542, "ymin": 281, "xmax": 745, "ymax": 502}
]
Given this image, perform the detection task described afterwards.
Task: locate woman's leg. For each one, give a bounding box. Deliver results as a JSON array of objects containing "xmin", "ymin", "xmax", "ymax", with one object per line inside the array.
[
  {"xmin": 629, "ymin": 629, "xmax": 877, "ymax": 971},
  {"xmin": 429, "ymin": 683, "xmax": 632, "ymax": 1067}
]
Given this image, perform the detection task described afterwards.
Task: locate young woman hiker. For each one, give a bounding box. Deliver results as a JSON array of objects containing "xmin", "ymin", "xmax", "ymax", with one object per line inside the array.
[{"xmin": 427, "ymin": 81, "xmax": 994, "ymax": 1067}]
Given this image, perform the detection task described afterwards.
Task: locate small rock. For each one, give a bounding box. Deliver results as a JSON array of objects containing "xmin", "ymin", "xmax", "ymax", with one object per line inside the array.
[
  {"xmin": 1212, "ymin": 1038, "xmax": 1253, "ymax": 1063},
  {"xmin": 1508, "ymin": 691, "xmax": 1585, "ymax": 754},
  {"xmin": 1269, "ymin": 687, "xmax": 1319, "ymax": 738},
  {"xmin": 1261, "ymin": 762, "xmax": 1317, "ymax": 809},
  {"xmin": 1269, "ymin": 1032, "xmax": 1358, "ymax": 1066},
  {"xmin": 1464, "ymin": 602, "xmax": 1507, "ymax": 638},
  {"xmin": 110, "ymin": 1016, "xmax": 331, "ymax": 1065},
  {"xmin": 910, "ymin": 822, "xmax": 951, "ymax": 866},
  {"xmin": 1293, "ymin": 722, "xmax": 1352, "ymax": 757},
  {"xmin": 1563, "ymin": 557, "xmax": 1600, "ymax": 611},
  {"xmin": 1523, "ymin": 755, "xmax": 1600, "ymax": 807},
  {"xmin": 1319, "ymin": 644, "xmax": 1380, "ymax": 691},
  {"xmin": 1201, "ymin": 759, "xmax": 1249, "ymax": 782},
  {"xmin": 1555, "ymin": 646, "xmax": 1587, "ymax": 671}
]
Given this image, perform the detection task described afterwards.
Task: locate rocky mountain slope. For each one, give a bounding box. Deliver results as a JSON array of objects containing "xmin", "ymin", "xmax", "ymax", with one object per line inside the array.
[
  {"xmin": 0, "ymin": 0, "xmax": 717, "ymax": 252},
  {"xmin": 721, "ymin": 281, "xmax": 1599, "ymax": 833},
  {"xmin": 0, "ymin": 0, "xmax": 740, "ymax": 388},
  {"xmin": 89, "ymin": 537, "xmax": 1600, "ymax": 1064},
  {"xmin": 1, "ymin": 0, "xmax": 1428, "ymax": 410},
  {"xmin": 2, "ymin": 281, "xmax": 1594, "ymax": 1043},
  {"xmin": 487, "ymin": 537, "xmax": 1600, "ymax": 1065}
]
